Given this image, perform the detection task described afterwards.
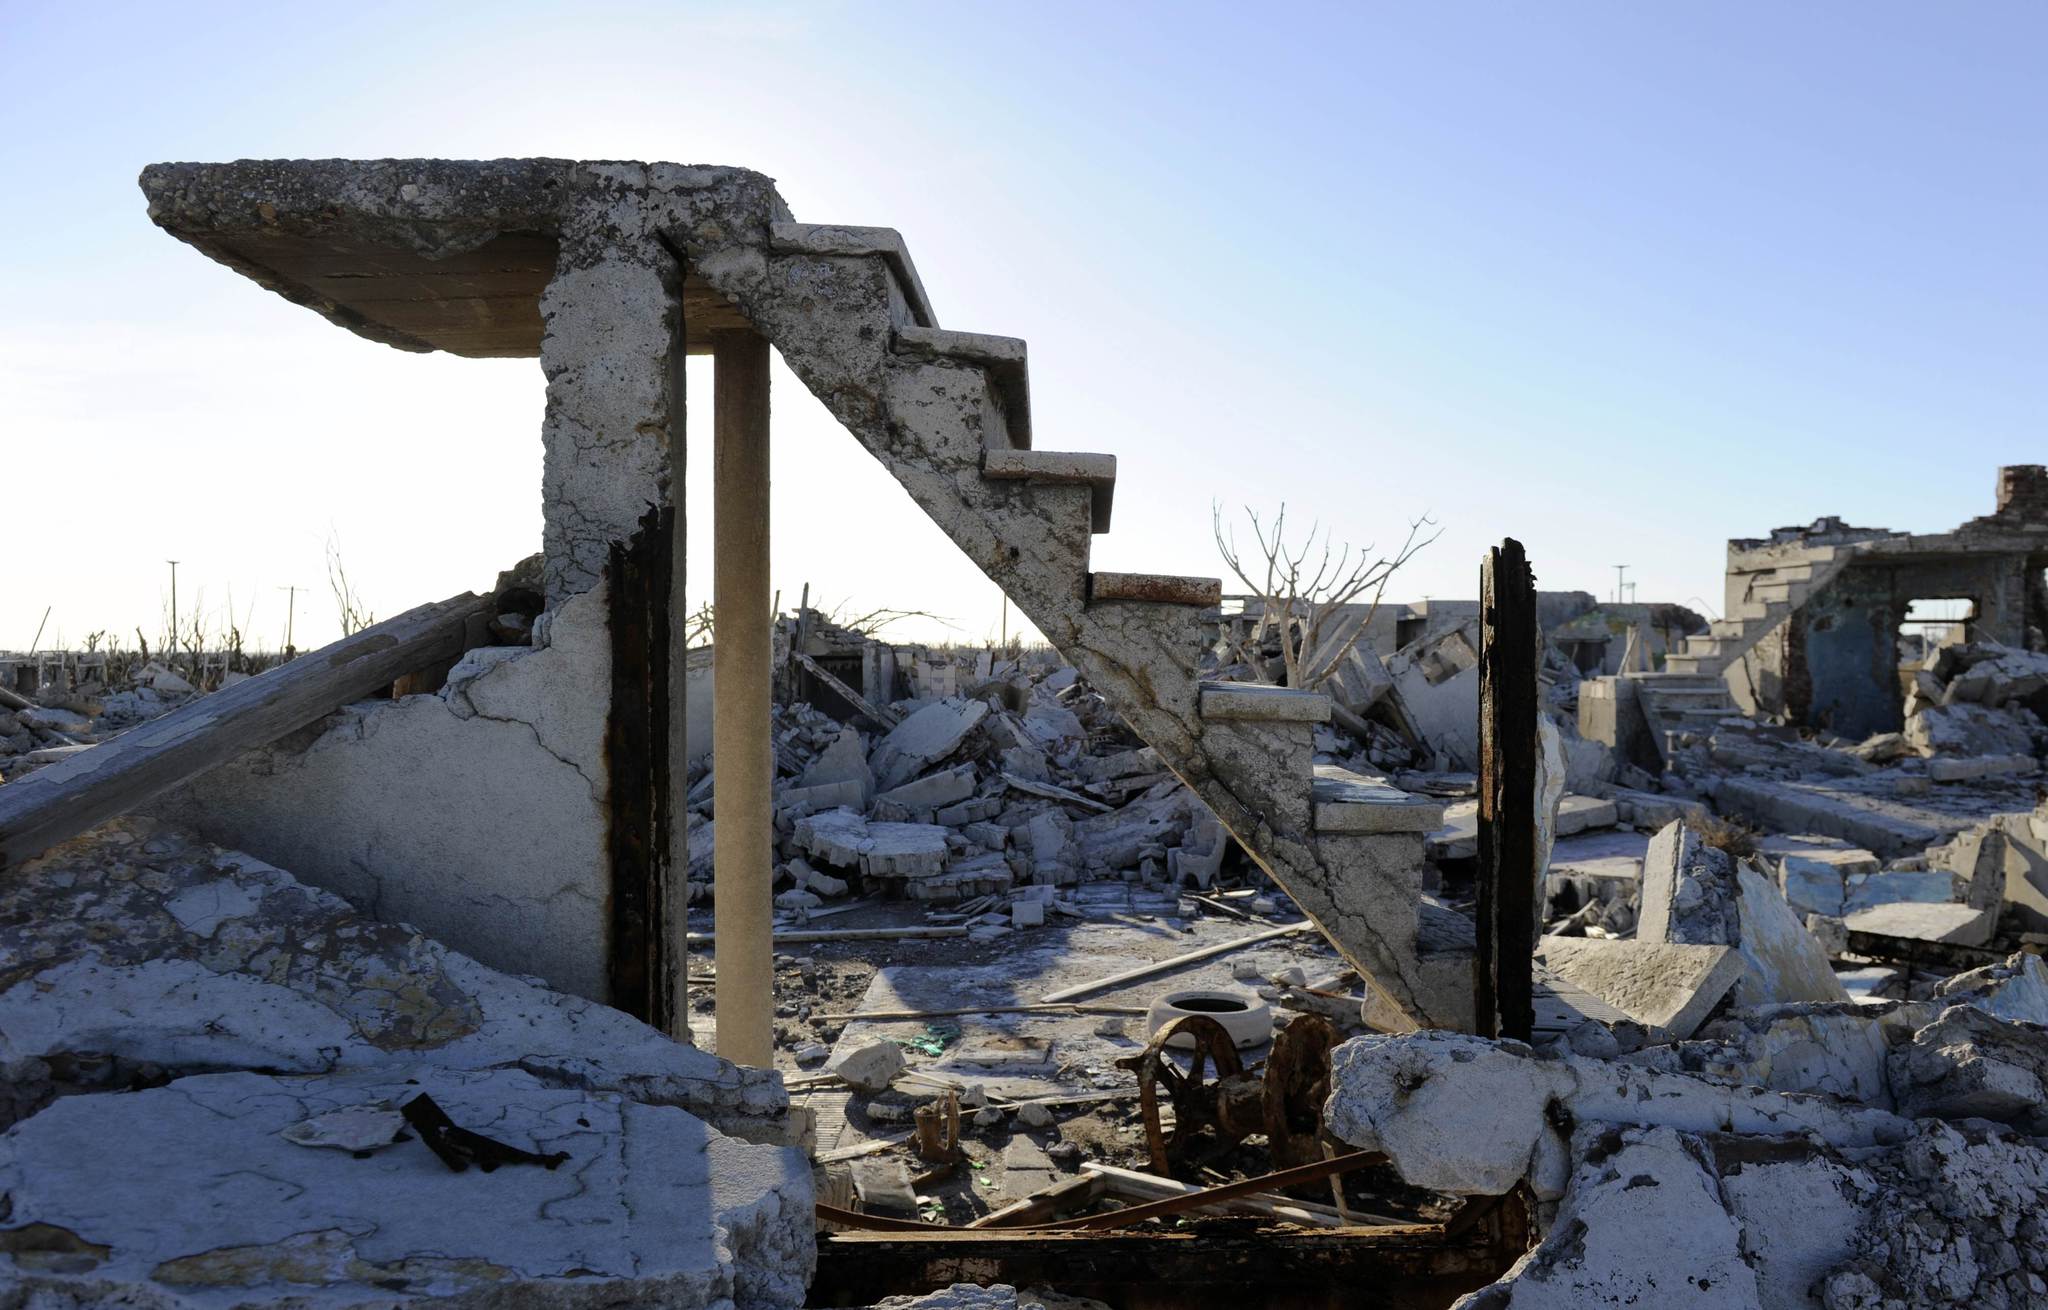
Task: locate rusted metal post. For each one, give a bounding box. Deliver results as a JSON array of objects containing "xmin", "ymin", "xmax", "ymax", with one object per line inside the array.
[{"xmin": 1477, "ymin": 538, "xmax": 1537, "ymax": 1042}]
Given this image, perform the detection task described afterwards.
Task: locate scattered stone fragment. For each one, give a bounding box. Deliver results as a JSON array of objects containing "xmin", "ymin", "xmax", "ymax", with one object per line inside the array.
[
  {"xmin": 827, "ymin": 1040, "xmax": 906, "ymax": 1094},
  {"xmin": 1844, "ymin": 899, "xmax": 1997, "ymax": 947},
  {"xmin": 1537, "ymin": 936, "xmax": 1743, "ymax": 1040}
]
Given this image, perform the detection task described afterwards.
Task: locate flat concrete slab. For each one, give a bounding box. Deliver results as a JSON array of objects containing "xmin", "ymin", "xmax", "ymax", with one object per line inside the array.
[
  {"xmin": 0, "ymin": 1066, "xmax": 812, "ymax": 1309},
  {"xmin": 1311, "ymin": 764, "xmax": 1443, "ymax": 834},
  {"xmin": 1197, "ymin": 682, "xmax": 1332, "ymax": 723},
  {"xmin": 1538, "ymin": 936, "xmax": 1744, "ymax": 1039},
  {"xmin": 1845, "ymin": 900, "xmax": 1998, "ymax": 947}
]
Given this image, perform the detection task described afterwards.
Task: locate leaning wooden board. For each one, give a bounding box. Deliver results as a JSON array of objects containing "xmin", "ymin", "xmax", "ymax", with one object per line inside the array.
[{"xmin": 0, "ymin": 592, "xmax": 493, "ymax": 871}]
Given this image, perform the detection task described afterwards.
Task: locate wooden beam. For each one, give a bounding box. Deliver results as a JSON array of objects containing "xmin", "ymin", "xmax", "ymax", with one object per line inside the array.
[
  {"xmin": 1477, "ymin": 538, "xmax": 1538, "ymax": 1042},
  {"xmin": 794, "ymin": 650, "xmax": 901, "ymax": 728},
  {"xmin": 0, "ymin": 593, "xmax": 493, "ymax": 872},
  {"xmin": 1038, "ymin": 922, "xmax": 1314, "ymax": 1003}
]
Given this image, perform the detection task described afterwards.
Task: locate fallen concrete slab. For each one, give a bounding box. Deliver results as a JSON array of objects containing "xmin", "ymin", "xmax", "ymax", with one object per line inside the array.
[
  {"xmin": 1843, "ymin": 899, "xmax": 1997, "ymax": 947},
  {"xmin": 1536, "ymin": 936, "xmax": 1742, "ymax": 1039},
  {"xmin": 0, "ymin": 819, "xmax": 784, "ymax": 1137},
  {"xmin": 0, "ymin": 1066, "xmax": 813, "ymax": 1309}
]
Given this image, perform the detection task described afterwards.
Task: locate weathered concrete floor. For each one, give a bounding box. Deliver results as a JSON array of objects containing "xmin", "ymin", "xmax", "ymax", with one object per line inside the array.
[
  {"xmin": 0, "ymin": 1065, "xmax": 811, "ymax": 1309},
  {"xmin": 0, "ymin": 819, "xmax": 813, "ymax": 1307},
  {"xmin": 1, "ymin": 818, "xmax": 783, "ymax": 1137}
]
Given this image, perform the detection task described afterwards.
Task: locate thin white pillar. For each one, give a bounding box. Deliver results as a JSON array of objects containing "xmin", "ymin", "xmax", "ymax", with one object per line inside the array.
[{"xmin": 712, "ymin": 331, "xmax": 775, "ymax": 1068}]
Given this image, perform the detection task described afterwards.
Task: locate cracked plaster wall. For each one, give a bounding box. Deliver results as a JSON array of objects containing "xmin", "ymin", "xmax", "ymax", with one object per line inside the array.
[{"xmin": 149, "ymin": 586, "xmax": 614, "ymax": 1003}]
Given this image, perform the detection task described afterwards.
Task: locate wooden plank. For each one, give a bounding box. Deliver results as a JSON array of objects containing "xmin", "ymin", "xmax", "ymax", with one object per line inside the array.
[
  {"xmin": 795, "ymin": 650, "xmax": 901, "ymax": 728},
  {"xmin": 1079, "ymin": 1163, "xmax": 1348, "ymax": 1228},
  {"xmin": 1038, "ymin": 922, "xmax": 1314, "ymax": 1003},
  {"xmin": 968, "ymin": 1173, "xmax": 1107, "ymax": 1229},
  {"xmin": 1477, "ymin": 538, "xmax": 1538, "ymax": 1043},
  {"xmin": 0, "ymin": 592, "xmax": 493, "ymax": 872},
  {"xmin": 686, "ymin": 925, "xmax": 968, "ymax": 945}
]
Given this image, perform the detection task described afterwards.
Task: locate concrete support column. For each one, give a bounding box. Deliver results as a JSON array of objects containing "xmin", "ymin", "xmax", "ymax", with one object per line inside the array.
[
  {"xmin": 664, "ymin": 287, "xmax": 691, "ymax": 1043},
  {"xmin": 712, "ymin": 332, "xmax": 775, "ymax": 1068}
]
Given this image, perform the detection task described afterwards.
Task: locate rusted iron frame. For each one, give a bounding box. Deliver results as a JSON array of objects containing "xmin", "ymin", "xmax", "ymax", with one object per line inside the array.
[
  {"xmin": 816, "ymin": 1149, "xmax": 1385, "ymax": 1235},
  {"xmin": 1477, "ymin": 537, "xmax": 1538, "ymax": 1042}
]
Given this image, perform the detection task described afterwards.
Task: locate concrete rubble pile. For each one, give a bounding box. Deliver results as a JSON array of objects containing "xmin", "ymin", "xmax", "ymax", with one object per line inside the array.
[
  {"xmin": 0, "ymin": 661, "xmax": 203, "ymax": 782},
  {"xmin": 686, "ymin": 645, "xmax": 1246, "ymax": 938},
  {"xmin": 0, "ymin": 817, "xmax": 812, "ymax": 1307}
]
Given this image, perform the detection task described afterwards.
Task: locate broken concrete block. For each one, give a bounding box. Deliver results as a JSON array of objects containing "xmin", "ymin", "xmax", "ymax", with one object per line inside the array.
[
  {"xmin": 1537, "ymin": 936, "xmax": 1743, "ymax": 1039},
  {"xmin": 1552, "ymin": 793, "xmax": 1618, "ymax": 837},
  {"xmin": 861, "ymin": 823, "xmax": 951, "ymax": 878},
  {"xmin": 0, "ymin": 820, "xmax": 787, "ymax": 1138},
  {"xmin": 868, "ymin": 698, "xmax": 988, "ymax": 791},
  {"xmin": 1772, "ymin": 838, "xmax": 1880, "ymax": 917},
  {"xmin": 1841, "ymin": 868, "xmax": 1956, "ymax": 915},
  {"xmin": 1888, "ymin": 1007, "xmax": 2048, "ymax": 1129},
  {"xmin": 1640, "ymin": 823, "xmax": 1845, "ymax": 1007},
  {"xmin": 1452, "ymin": 1124, "xmax": 1763, "ymax": 1309},
  {"xmin": 0, "ymin": 1066, "xmax": 813, "ymax": 1309},
  {"xmin": 1934, "ymin": 952, "xmax": 2048, "ymax": 1026},
  {"xmin": 800, "ymin": 726, "xmax": 875, "ymax": 805},
  {"xmin": 1730, "ymin": 862, "xmax": 1850, "ymax": 1007},
  {"xmin": 1685, "ymin": 1003, "xmax": 1899, "ymax": 1104},
  {"xmin": 1844, "ymin": 899, "xmax": 1997, "ymax": 948},
  {"xmin": 1926, "ymin": 752, "xmax": 2036, "ymax": 782},
  {"xmin": 794, "ymin": 807, "xmax": 870, "ymax": 868},
  {"xmin": 1638, "ymin": 821, "xmax": 1740, "ymax": 946},
  {"xmin": 1325, "ymin": 1031, "xmax": 1907, "ymax": 1201},
  {"xmin": 777, "ymin": 777, "xmax": 867, "ymax": 820},
  {"xmin": 1906, "ymin": 700, "xmax": 2037, "ymax": 758},
  {"xmin": 874, "ymin": 763, "xmax": 977, "ymax": 813},
  {"xmin": 827, "ymin": 1040, "xmax": 905, "ymax": 1093},
  {"xmin": 1022, "ymin": 809, "xmax": 1077, "ymax": 883},
  {"xmin": 1011, "ymin": 899, "xmax": 1045, "ymax": 928},
  {"xmin": 852, "ymin": 1158, "xmax": 921, "ymax": 1216}
]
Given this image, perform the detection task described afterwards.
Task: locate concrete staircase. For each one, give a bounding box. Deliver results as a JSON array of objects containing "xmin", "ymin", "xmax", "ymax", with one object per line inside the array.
[
  {"xmin": 1630, "ymin": 672, "xmax": 1744, "ymax": 766},
  {"xmin": 708, "ymin": 221, "xmax": 1471, "ymax": 1029},
  {"xmin": 1664, "ymin": 545, "xmax": 1861, "ymax": 677}
]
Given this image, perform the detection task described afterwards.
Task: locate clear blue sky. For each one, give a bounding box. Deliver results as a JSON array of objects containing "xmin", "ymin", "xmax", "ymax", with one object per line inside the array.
[{"xmin": 3, "ymin": 3, "xmax": 2042, "ymax": 650}]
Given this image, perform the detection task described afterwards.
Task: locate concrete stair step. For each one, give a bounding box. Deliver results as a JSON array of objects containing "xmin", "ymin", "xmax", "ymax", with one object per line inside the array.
[
  {"xmin": 768, "ymin": 222, "xmax": 936, "ymax": 329},
  {"xmin": 893, "ymin": 326, "xmax": 1031, "ymax": 449},
  {"xmin": 1197, "ymin": 681, "xmax": 1331, "ymax": 723},
  {"xmin": 1089, "ymin": 572, "xmax": 1220, "ymax": 606},
  {"xmin": 1311, "ymin": 764, "xmax": 1443, "ymax": 834},
  {"xmin": 984, "ymin": 449, "xmax": 1115, "ymax": 531}
]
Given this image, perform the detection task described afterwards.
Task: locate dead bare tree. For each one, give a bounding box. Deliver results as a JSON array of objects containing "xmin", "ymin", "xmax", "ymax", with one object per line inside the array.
[
  {"xmin": 326, "ymin": 534, "xmax": 375, "ymax": 637},
  {"xmin": 1213, "ymin": 502, "xmax": 1440, "ymax": 690}
]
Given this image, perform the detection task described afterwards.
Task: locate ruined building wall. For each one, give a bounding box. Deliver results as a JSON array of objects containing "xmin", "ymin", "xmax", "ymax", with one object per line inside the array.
[
  {"xmin": 141, "ymin": 172, "xmax": 690, "ymax": 1006},
  {"xmin": 1748, "ymin": 553, "xmax": 2037, "ymax": 739},
  {"xmin": 153, "ymin": 586, "xmax": 617, "ymax": 999}
]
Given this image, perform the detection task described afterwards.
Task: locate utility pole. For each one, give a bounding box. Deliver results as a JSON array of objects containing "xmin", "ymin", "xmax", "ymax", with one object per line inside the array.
[
  {"xmin": 1611, "ymin": 563, "xmax": 1628, "ymax": 606},
  {"xmin": 277, "ymin": 585, "xmax": 304, "ymax": 658},
  {"xmin": 166, "ymin": 560, "xmax": 181, "ymax": 662}
]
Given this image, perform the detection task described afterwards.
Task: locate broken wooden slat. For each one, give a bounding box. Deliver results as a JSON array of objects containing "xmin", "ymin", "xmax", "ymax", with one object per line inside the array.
[
  {"xmin": 968, "ymin": 1174, "xmax": 1107, "ymax": 1229},
  {"xmin": 1080, "ymin": 1162, "xmax": 1359, "ymax": 1229},
  {"xmin": 1038, "ymin": 922, "xmax": 1314, "ymax": 1004},
  {"xmin": 0, "ymin": 592, "xmax": 494, "ymax": 872},
  {"xmin": 685, "ymin": 925, "xmax": 969, "ymax": 945},
  {"xmin": 794, "ymin": 650, "xmax": 901, "ymax": 728},
  {"xmin": 1477, "ymin": 538, "xmax": 1538, "ymax": 1043}
]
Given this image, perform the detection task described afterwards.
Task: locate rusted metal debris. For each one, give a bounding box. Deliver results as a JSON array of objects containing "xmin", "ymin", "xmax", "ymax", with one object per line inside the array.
[
  {"xmin": 1116, "ymin": 1013, "xmax": 1343, "ymax": 1177},
  {"xmin": 399, "ymin": 1093, "xmax": 569, "ymax": 1174}
]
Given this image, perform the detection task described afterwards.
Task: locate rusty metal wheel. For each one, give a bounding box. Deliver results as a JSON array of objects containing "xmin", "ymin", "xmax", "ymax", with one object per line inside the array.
[
  {"xmin": 1116, "ymin": 1013, "xmax": 1248, "ymax": 1176},
  {"xmin": 1262, "ymin": 1014, "xmax": 1340, "ymax": 1172}
]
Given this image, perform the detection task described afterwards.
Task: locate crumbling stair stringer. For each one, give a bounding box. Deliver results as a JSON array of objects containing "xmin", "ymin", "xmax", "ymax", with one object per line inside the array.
[{"xmin": 678, "ymin": 225, "xmax": 1472, "ymax": 1030}]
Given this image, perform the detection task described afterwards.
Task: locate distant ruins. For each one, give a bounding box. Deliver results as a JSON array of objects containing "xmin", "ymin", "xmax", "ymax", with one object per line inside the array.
[{"xmin": 3, "ymin": 161, "xmax": 2047, "ymax": 1309}]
